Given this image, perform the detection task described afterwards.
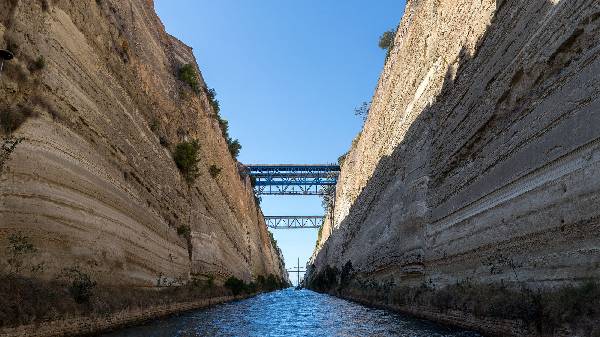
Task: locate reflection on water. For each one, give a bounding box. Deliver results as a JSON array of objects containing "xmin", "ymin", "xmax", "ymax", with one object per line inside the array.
[{"xmin": 102, "ymin": 288, "xmax": 481, "ymax": 337}]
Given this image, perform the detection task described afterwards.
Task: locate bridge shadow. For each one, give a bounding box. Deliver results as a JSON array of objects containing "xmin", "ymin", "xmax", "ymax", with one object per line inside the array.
[{"xmin": 310, "ymin": 0, "xmax": 593, "ymax": 288}]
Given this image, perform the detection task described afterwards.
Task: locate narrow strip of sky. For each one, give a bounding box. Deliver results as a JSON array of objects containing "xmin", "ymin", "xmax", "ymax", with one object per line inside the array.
[{"xmin": 155, "ymin": 0, "xmax": 406, "ymax": 285}]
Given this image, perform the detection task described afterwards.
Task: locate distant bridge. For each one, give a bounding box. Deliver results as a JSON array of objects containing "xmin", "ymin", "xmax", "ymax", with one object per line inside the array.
[
  {"xmin": 245, "ymin": 164, "xmax": 340, "ymax": 195},
  {"xmin": 265, "ymin": 216, "xmax": 324, "ymax": 229},
  {"xmin": 243, "ymin": 164, "xmax": 339, "ymax": 230}
]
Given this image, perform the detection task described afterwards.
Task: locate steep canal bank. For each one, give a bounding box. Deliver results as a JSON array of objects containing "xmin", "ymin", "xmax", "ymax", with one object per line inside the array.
[
  {"xmin": 102, "ymin": 289, "xmax": 480, "ymax": 337},
  {"xmin": 308, "ymin": 0, "xmax": 600, "ymax": 335},
  {"xmin": 0, "ymin": 0, "xmax": 287, "ymax": 335}
]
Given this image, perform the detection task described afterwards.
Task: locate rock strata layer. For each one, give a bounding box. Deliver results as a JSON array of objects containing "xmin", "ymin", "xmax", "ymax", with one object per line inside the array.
[
  {"xmin": 309, "ymin": 0, "xmax": 600, "ymax": 334},
  {"xmin": 0, "ymin": 0, "xmax": 285, "ymax": 287}
]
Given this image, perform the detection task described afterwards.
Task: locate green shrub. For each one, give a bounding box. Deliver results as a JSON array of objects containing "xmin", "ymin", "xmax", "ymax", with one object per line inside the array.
[
  {"xmin": 207, "ymin": 89, "xmax": 242, "ymax": 159},
  {"xmin": 205, "ymin": 87, "xmax": 220, "ymax": 113},
  {"xmin": 0, "ymin": 137, "xmax": 24, "ymax": 175},
  {"xmin": 256, "ymin": 275, "xmax": 266, "ymax": 287},
  {"xmin": 216, "ymin": 113, "xmax": 242, "ymax": 159},
  {"xmin": 31, "ymin": 56, "xmax": 45, "ymax": 71},
  {"xmin": 210, "ymin": 99, "xmax": 220, "ymax": 114},
  {"xmin": 209, "ymin": 164, "xmax": 221, "ymax": 178},
  {"xmin": 176, "ymin": 225, "xmax": 191, "ymax": 239},
  {"xmin": 227, "ymin": 139, "xmax": 241, "ymax": 158},
  {"xmin": 1, "ymin": 106, "xmax": 30, "ymax": 134},
  {"xmin": 5, "ymin": 232, "xmax": 37, "ymax": 275},
  {"xmin": 224, "ymin": 276, "xmax": 245, "ymax": 296},
  {"xmin": 173, "ymin": 140, "xmax": 200, "ymax": 183},
  {"xmin": 266, "ymin": 274, "xmax": 281, "ymax": 291},
  {"xmin": 149, "ymin": 118, "xmax": 160, "ymax": 132},
  {"xmin": 307, "ymin": 265, "xmax": 339, "ymax": 292},
  {"xmin": 246, "ymin": 281, "xmax": 258, "ymax": 293},
  {"xmin": 178, "ymin": 64, "xmax": 200, "ymax": 93},
  {"xmin": 378, "ymin": 29, "xmax": 396, "ymax": 50},
  {"xmin": 206, "ymin": 275, "xmax": 214, "ymax": 289},
  {"xmin": 159, "ymin": 135, "xmax": 169, "ymax": 147},
  {"xmin": 60, "ymin": 268, "xmax": 96, "ymax": 304},
  {"xmin": 354, "ymin": 101, "xmax": 370, "ymax": 122}
]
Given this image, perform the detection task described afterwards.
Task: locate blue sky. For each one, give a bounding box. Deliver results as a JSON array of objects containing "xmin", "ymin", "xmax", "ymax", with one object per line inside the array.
[{"xmin": 155, "ymin": 0, "xmax": 406, "ymax": 285}]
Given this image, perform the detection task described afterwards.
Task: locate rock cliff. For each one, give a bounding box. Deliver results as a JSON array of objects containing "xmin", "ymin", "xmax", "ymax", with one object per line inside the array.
[
  {"xmin": 309, "ymin": 0, "xmax": 600, "ymax": 335},
  {"xmin": 0, "ymin": 0, "xmax": 285, "ymax": 288}
]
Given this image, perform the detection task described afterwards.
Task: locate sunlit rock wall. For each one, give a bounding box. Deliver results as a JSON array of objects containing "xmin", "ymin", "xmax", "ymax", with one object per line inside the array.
[{"xmin": 0, "ymin": 0, "xmax": 285, "ymax": 286}]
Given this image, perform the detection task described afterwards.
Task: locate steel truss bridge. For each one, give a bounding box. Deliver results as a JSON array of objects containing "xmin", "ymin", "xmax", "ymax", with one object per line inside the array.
[
  {"xmin": 243, "ymin": 164, "xmax": 340, "ymax": 230},
  {"xmin": 245, "ymin": 164, "xmax": 340, "ymax": 196},
  {"xmin": 265, "ymin": 216, "xmax": 324, "ymax": 229}
]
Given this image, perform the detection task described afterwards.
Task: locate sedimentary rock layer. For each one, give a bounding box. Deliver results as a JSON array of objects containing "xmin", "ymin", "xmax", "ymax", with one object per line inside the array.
[
  {"xmin": 0, "ymin": 0, "xmax": 285, "ymax": 286},
  {"xmin": 312, "ymin": 0, "xmax": 600, "ymax": 292}
]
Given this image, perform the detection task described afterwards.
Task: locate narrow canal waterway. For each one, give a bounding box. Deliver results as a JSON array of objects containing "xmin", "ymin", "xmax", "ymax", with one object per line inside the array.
[{"xmin": 102, "ymin": 289, "xmax": 481, "ymax": 337}]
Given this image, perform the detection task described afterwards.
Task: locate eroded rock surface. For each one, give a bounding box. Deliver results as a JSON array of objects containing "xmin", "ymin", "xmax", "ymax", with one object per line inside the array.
[
  {"xmin": 0, "ymin": 0, "xmax": 285, "ymax": 287},
  {"xmin": 310, "ymin": 0, "xmax": 600, "ymax": 306}
]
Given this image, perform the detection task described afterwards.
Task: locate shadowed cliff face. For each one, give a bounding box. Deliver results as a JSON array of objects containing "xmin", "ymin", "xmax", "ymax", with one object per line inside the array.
[
  {"xmin": 0, "ymin": 0, "xmax": 286, "ymax": 286},
  {"xmin": 310, "ymin": 0, "xmax": 600, "ymax": 296}
]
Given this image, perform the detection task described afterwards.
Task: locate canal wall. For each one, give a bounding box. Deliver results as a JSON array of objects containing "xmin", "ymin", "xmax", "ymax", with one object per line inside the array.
[
  {"xmin": 0, "ymin": 0, "xmax": 287, "ymax": 333},
  {"xmin": 0, "ymin": 295, "xmax": 239, "ymax": 337},
  {"xmin": 0, "ymin": 296, "xmax": 234, "ymax": 337},
  {"xmin": 308, "ymin": 0, "xmax": 600, "ymax": 335}
]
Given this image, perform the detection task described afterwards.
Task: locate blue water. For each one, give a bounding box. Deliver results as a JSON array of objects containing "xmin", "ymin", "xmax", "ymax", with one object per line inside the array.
[{"xmin": 102, "ymin": 289, "xmax": 481, "ymax": 337}]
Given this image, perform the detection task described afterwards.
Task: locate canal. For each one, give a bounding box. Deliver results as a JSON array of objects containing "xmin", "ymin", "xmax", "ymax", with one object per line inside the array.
[{"xmin": 102, "ymin": 289, "xmax": 481, "ymax": 337}]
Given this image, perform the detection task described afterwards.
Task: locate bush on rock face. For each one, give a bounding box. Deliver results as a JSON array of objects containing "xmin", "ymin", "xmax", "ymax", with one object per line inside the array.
[
  {"xmin": 209, "ymin": 164, "xmax": 221, "ymax": 178},
  {"xmin": 1, "ymin": 106, "xmax": 36, "ymax": 134},
  {"xmin": 178, "ymin": 64, "xmax": 200, "ymax": 93},
  {"xmin": 173, "ymin": 140, "xmax": 200, "ymax": 183},
  {"xmin": 59, "ymin": 268, "xmax": 97, "ymax": 304},
  {"xmin": 224, "ymin": 276, "xmax": 246, "ymax": 296}
]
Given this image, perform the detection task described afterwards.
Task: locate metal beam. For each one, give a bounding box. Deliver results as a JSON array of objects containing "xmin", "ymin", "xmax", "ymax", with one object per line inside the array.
[
  {"xmin": 244, "ymin": 164, "xmax": 340, "ymax": 196},
  {"xmin": 265, "ymin": 216, "xmax": 324, "ymax": 229}
]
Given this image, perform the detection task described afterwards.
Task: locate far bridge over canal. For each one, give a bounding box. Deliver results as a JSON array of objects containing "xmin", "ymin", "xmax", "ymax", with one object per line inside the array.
[{"xmin": 243, "ymin": 164, "xmax": 340, "ymax": 229}]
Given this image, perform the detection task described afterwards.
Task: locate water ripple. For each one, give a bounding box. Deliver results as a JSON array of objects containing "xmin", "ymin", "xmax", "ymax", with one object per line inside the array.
[{"xmin": 102, "ymin": 289, "xmax": 482, "ymax": 337}]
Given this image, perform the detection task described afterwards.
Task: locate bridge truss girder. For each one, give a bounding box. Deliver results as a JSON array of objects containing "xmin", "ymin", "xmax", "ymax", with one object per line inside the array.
[
  {"xmin": 265, "ymin": 216, "xmax": 324, "ymax": 229},
  {"xmin": 245, "ymin": 164, "xmax": 340, "ymax": 196}
]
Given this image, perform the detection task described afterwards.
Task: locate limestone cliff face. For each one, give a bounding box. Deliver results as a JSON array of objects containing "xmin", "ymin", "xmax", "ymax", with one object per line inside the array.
[
  {"xmin": 311, "ymin": 0, "xmax": 600, "ymax": 291},
  {"xmin": 0, "ymin": 0, "xmax": 285, "ymax": 286}
]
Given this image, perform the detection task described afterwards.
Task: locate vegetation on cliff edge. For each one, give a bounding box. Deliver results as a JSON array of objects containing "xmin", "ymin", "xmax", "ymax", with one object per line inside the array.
[
  {"xmin": 178, "ymin": 64, "xmax": 200, "ymax": 93},
  {"xmin": 378, "ymin": 29, "xmax": 396, "ymax": 59},
  {"xmin": 205, "ymin": 88, "xmax": 242, "ymax": 159}
]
